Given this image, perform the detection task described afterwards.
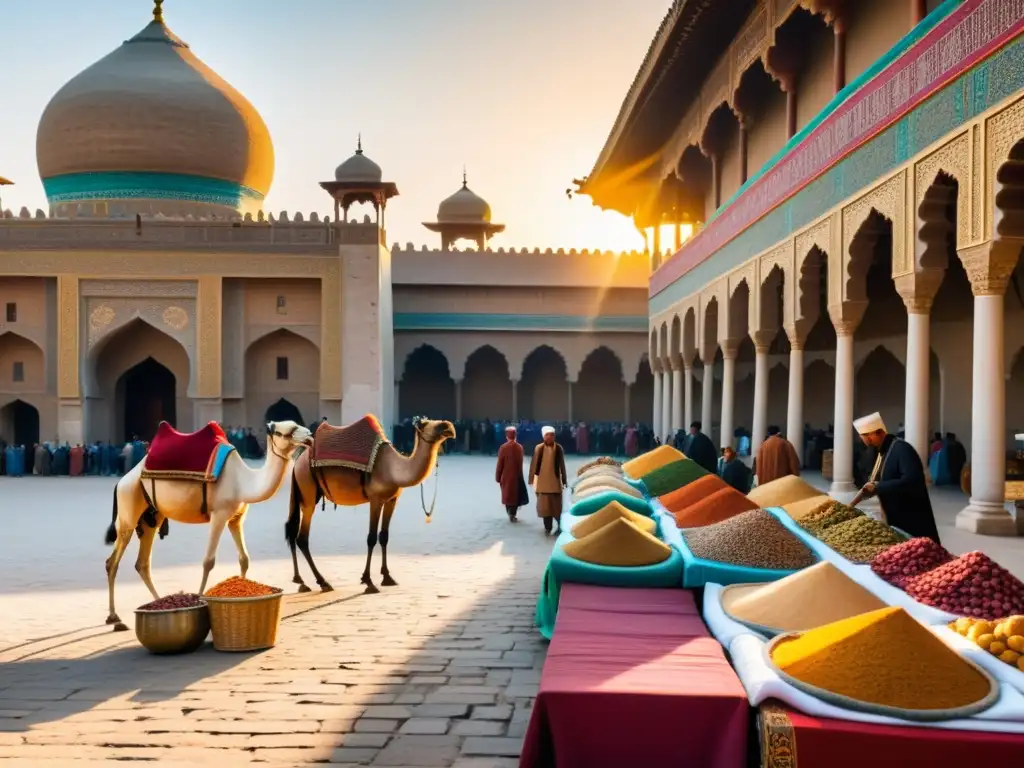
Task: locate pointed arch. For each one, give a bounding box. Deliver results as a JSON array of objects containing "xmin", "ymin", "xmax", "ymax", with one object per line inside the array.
[
  {"xmin": 0, "ymin": 330, "xmax": 45, "ymax": 393},
  {"xmin": 0, "ymin": 398, "xmax": 40, "ymax": 447},
  {"xmin": 400, "ymin": 344, "xmax": 455, "ymax": 420},
  {"xmin": 520, "ymin": 345, "xmax": 568, "ymax": 421},
  {"xmin": 463, "ymin": 345, "xmax": 512, "ymax": 421},
  {"xmin": 630, "ymin": 356, "xmax": 654, "ymax": 426},
  {"xmin": 245, "ymin": 328, "xmax": 320, "ymax": 432},
  {"xmin": 994, "ymin": 137, "xmax": 1024, "ymax": 241},
  {"xmin": 576, "ymin": 346, "xmax": 624, "ymax": 423},
  {"xmin": 264, "ymin": 397, "xmax": 304, "ymax": 427}
]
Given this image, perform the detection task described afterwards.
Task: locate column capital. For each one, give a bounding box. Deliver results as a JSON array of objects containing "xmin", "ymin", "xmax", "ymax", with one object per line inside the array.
[
  {"xmin": 894, "ymin": 269, "xmax": 943, "ymax": 314},
  {"xmin": 784, "ymin": 322, "xmax": 810, "ymax": 351},
  {"xmin": 957, "ymin": 240, "xmax": 1022, "ymax": 297},
  {"xmin": 720, "ymin": 338, "xmax": 742, "ymax": 360},
  {"xmin": 828, "ymin": 301, "xmax": 867, "ymax": 337},
  {"xmin": 670, "ymin": 358, "xmax": 685, "ymax": 372},
  {"xmin": 750, "ymin": 329, "xmax": 775, "ymax": 354}
]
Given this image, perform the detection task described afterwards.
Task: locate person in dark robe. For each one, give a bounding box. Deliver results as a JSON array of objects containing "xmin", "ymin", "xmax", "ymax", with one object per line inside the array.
[
  {"xmin": 944, "ymin": 432, "xmax": 967, "ymax": 483},
  {"xmin": 852, "ymin": 412, "xmax": 940, "ymax": 544},
  {"xmin": 683, "ymin": 421, "xmax": 718, "ymax": 473},
  {"xmin": 754, "ymin": 426, "xmax": 801, "ymax": 485},
  {"xmin": 34, "ymin": 443, "xmax": 51, "ymax": 476},
  {"xmin": 529, "ymin": 426, "xmax": 567, "ymax": 535},
  {"xmin": 495, "ymin": 426, "xmax": 528, "ymax": 522},
  {"xmin": 719, "ymin": 446, "xmax": 752, "ymax": 493}
]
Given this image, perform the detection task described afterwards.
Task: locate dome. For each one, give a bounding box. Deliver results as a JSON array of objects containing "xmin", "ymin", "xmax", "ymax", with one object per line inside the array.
[
  {"xmin": 35, "ymin": 4, "xmax": 274, "ymax": 216},
  {"xmin": 437, "ymin": 177, "xmax": 491, "ymax": 224},
  {"xmin": 334, "ymin": 137, "xmax": 383, "ymax": 183}
]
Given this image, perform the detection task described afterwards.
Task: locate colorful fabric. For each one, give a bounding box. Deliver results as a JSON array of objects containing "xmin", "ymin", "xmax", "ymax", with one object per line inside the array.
[
  {"xmin": 142, "ymin": 421, "xmax": 233, "ymax": 482},
  {"xmin": 310, "ymin": 414, "xmax": 389, "ymax": 472}
]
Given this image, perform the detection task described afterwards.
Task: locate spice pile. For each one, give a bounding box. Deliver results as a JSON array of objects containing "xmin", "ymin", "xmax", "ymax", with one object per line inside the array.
[
  {"xmin": 870, "ymin": 537, "xmax": 955, "ymax": 589},
  {"xmin": 747, "ymin": 475, "xmax": 823, "ymax": 508},
  {"xmin": 780, "ymin": 494, "xmax": 832, "ymax": 521},
  {"xmin": 681, "ymin": 508, "xmax": 817, "ymax": 570},
  {"xmin": 576, "ymin": 457, "xmax": 621, "ymax": 477},
  {"xmin": 563, "ymin": 518, "xmax": 672, "ymax": 567},
  {"xmin": 138, "ymin": 593, "xmax": 204, "ymax": 611},
  {"xmin": 572, "ymin": 477, "xmax": 644, "ymax": 502},
  {"xmin": 673, "ymin": 487, "xmax": 758, "ymax": 529},
  {"xmin": 797, "ymin": 501, "xmax": 864, "ymax": 536},
  {"xmin": 659, "ymin": 474, "xmax": 727, "ymax": 512},
  {"xmin": 572, "ymin": 501, "xmax": 655, "ymax": 538},
  {"xmin": 622, "ymin": 445, "xmax": 685, "ymax": 479},
  {"xmin": 950, "ymin": 616, "xmax": 1024, "ymax": 672},
  {"xmin": 817, "ymin": 516, "xmax": 904, "ymax": 563},
  {"xmin": 205, "ymin": 576, "xmax": 281, "ymax": 598},
  {"xmin": 641, "ymin": 458, "xmax": 708, "ymax": 497},
  {"xmin": 904, "ymin": 551, "xmax": 1024, "ymax": 619},
  {"xmin": 769, "ymin": 606, "xmax": 992, "ymax": 711},
  {"xmin": 722, "ymin": 561, "xmax": 886, "ymax": 633}
]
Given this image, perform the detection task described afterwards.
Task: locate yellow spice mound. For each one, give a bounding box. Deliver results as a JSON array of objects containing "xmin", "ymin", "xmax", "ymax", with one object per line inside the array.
[
  {"xmin": 748, "ymin": 475, "xmax": 823, "ymax": 508},
  {"xmin": 622, "ymin": 445, "xmax": 685, "ymax": 479},
  {"xmin": 571, "ymin": 478, "xmax": 644, "ymax": 502},
  {"xmin": 572, "ymin": 501, "xmax": 655, "ymax": 539},
  {"xmin": 781, "ymin": 494, "xmax": 834, "ymax": 521},
  {"xmin": 562, "ymin": 518, "xmax": 672, "ymax": 567},
  {"xmin": 722, "ymin": 561, "xmax": 886, "ymax": 633},
  {"xmin": 770, "ymin": 606, "xmax": 991, "ymax": 711}
]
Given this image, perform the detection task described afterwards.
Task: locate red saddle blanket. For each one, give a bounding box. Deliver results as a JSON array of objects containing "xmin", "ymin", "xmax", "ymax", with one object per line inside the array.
[
  {"xmin": 310, "ymin": 414, "xmax": 389, "ymax": 473},
  {"xmin": 142, "ymin": 422, "xmax": 231, "ymax": 481}
]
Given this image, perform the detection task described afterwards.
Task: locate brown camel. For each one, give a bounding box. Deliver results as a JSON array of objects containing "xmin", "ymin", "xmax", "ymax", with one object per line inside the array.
[{"xmin": 286, "ymin": 417, "xmax": 456, "ymax": 593}]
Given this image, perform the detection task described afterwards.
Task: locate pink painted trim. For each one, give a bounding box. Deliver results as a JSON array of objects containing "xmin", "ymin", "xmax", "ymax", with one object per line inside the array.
[{"xmin": 650, "ymin": 0, "xmax": 1024, "ymax": 297}]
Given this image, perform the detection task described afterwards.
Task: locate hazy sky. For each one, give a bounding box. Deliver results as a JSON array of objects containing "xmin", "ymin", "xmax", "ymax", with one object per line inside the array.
[{"xmin": 0, "ymin": 0, "xmax": 670, "ymax": 252}]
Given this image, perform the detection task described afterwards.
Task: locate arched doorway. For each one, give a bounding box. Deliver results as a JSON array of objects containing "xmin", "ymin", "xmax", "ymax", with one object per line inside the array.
[
  {"xmin": 520, "ymin": 346, "xmax": 568, "ymax": 421},
  {"xmin": 576, "ymin": 347, "xmax": 624, "ymax": 422},
  {"xmin": 119, "ymin": 358, "xmax": 176, "ymax": 442},
  {"xmin": 855, "ymin": 345, "xmax": 906, "ymax": 435},
  {"xmin": 463, "ymin": 345, "xmax": 512, "ymax": 421},
  {"xmin": 244, "ymin": 329, "xmax": 320, "ymax": 431},
  {"xmin": 0, "ymin": 399, "xmax": 40, "ymax": 447},
  {"xmin": 265, "ymin": 397, "xmax": 304, "ymax": 426},
  {"xmin": 630, "ymin": 356, "xmax": 655, "ymax": 425},
  {"xmin": 400, "ymin": 345, "xmax": 455, "ymax": 419}
]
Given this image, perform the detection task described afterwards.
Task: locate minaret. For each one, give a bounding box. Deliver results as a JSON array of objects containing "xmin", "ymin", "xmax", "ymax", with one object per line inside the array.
[{"xmin": 423, "ymin": 168, "xmax": 505, "ymax": 250}]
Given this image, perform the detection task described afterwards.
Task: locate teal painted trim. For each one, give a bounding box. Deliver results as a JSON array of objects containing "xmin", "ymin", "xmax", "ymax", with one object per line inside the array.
[
  {"xmin": 393, "ymin": 313, "xmax": 648, "ymax": 332},
  {"xmin": 649, "ymin": 33, "xmax": 1024, "ymax": 315},
  {"xmin": 42, "ymin": 172, "xmax": 265, "ymax": 207},
  {"xmin": 706, "ymin": 0, "xmax": 962, "ymax": 226}
]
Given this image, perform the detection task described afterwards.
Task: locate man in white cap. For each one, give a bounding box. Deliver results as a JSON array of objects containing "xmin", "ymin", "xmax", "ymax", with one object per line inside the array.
[
  {"xmin": 852, "ymin": 411, "xmax": 940, "ymax": 543},
  {"xmin": 528, "ymin": 425, "xmax": 567, "ymax": 535}
]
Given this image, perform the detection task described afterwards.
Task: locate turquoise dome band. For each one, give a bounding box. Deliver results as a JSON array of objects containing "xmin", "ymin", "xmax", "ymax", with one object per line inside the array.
[{"xmin": 42, "ymin": 171, "xmax": 265, "ymax": 208}]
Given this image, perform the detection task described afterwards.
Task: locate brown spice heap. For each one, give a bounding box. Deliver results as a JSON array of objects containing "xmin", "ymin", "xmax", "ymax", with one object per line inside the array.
[
  {"xmin": 798, "ymin": 501, "xmax": 864, "ymax": 536},
  {"xmin": 681, "ymin": 509, "xmax": 817, "ymax": 570},
  {"xmin": 205, "ymin": 576, "xmax": 281, "ymax": 598},
  {"xmin": 817, "ymin": 516, "xmax": 904, "ymax": 563},
  {"xmin": 770, "ymin": 606, "xmax": 992, "ymax": 711}
]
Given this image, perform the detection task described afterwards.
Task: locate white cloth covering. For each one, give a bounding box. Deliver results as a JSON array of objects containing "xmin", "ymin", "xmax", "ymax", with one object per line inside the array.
[
  {"xmin": 853, "ymin": 411, "xmax": 886, "ymax": 434},
  {"xmin": 541, "ymin": 425, "xmax": 555, "ymax": 436}
]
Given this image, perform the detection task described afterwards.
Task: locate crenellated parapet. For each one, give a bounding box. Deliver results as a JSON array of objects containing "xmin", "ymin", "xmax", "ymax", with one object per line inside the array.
[{"xmin": 390, "ymin": 242, "xmax": 648, "ymax": 260}]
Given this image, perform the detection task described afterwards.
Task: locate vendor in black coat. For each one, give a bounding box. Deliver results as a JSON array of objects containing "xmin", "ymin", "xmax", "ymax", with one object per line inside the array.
[{"xmin": 852, "ymin": 411, "xmax": 941, "ymax": 544}]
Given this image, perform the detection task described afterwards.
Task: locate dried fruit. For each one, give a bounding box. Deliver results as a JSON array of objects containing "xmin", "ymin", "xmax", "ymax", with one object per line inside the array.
[
  {"xmin": 904, "ymin": 552, "xmax": 1024, "ymax": 620},
  {"xmin": 870, "ymin": 537, "xmax": 955, "ymax": 590}
]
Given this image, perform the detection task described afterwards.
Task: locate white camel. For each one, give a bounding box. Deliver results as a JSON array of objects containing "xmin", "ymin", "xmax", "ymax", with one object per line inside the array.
[{"xmin": 102, "ymin": 420, "xmax": 313, "ymax": 631}]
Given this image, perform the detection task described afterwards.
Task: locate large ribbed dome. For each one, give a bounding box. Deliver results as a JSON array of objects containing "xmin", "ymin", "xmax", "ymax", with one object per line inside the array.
[
  {"xmin": 36, "ymin": 5, "xmax": 274, "ymax": 216},
  {"xmin": 437, "ymin": 180, "xmax": 491, "ymax": 224}
]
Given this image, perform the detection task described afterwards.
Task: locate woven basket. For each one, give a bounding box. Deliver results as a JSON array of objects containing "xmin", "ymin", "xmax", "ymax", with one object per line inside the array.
[{"xmin": 204, "ymin": 590, "xmax": 284, "ymax": 652}]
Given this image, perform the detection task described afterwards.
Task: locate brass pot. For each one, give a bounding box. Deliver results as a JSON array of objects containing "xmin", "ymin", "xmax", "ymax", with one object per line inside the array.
[{"xmin": 134, "ymin": 602, "xmax": 210, "ymax": 655}]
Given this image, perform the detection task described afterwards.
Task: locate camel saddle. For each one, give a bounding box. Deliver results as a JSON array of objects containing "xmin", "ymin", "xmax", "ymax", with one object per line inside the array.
[
  {"xmin": 310, "ymin": 414, "xmax": 389, "ymax": 473},
  {"xmin": 141, "ymin": 421, "xmax": 235, "ymax": 482}
]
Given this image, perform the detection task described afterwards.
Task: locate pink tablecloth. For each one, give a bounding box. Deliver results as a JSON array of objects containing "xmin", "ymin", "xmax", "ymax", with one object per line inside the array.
[{"xmin": 521, "ymin": 584, "xmax": 748, "ymax": 768}]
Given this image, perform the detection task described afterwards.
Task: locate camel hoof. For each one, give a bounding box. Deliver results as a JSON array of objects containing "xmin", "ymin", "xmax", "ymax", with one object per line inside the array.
[
  {"xmin": 319, "ymin": 583, "xmax": 334, "ymax": 593},
  {"xmin": 363, "ymin": 582, "xmax": 380, "ymax": 595},
  {"xmin": 292, "ymin": 576, "xmax": 305, "ymax": 585},
  {"xmin": 106, "ymin": 614, "xmax": 121, "ymax": 625},
  {"xmin": 297, "ymin": 584, "xmax": 312, "ymax": 593},
  {"xmin": 112, "ymin": 622, "xmax": 129, "ymax": 632},
  {"xmin": 381, "ymin": 575, "xmax": 398, "ymax": 587}
]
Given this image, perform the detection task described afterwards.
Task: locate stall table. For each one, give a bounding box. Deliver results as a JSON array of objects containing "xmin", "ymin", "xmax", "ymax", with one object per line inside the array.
[
  {"xmin": 758, "ymin": 699, "xmax": 1024, "ymax": 767},
  {"xmin": 521, "ymin": 584, "xmax": 748, "ymax": 768}
]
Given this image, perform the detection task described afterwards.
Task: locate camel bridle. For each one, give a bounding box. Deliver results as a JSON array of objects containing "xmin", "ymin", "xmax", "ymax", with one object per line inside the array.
[
  {"xmin": 266, "ymin": 426, "xmax": 300, "ymax": 462},
  {"xmin": 412, "ymin": 421, "xmax": 447, "ymax": 522}
]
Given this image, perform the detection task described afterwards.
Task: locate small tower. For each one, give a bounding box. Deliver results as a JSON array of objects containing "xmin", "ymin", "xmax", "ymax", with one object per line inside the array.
[
  {"xmin": 320, "ymin": 136, "xmax": 399, "ymax": 226},
  {"xmin": 0, "ymin": 176, "xmax": 11, "ymax": 213},
  {"xmin": 423, "ymin": 169, "xmax": 505, "ymax": 250}
]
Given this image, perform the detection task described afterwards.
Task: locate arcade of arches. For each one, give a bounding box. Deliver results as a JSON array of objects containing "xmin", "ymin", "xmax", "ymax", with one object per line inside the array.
[
  {"xmin": 649, "ymin": 130, "xmax": 1024, "ymax": 535},
  {"xmin": 398, "ymin": 343, "xmax": 654, "ymax": 424}
]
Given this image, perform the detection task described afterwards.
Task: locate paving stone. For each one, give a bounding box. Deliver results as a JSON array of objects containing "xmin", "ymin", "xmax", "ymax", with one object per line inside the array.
[
  {"xmin": 452, "ymin": 719, "xmax": 505, "ymax": 736},
  {"xmin": 361, "ymin": 705, "xmax": 414, "ymax": 719},
  {"xmin": 354, "ymin": 718, "xmax": 400, "ymax": 733},
  {"xmin": 371, "ymin": 735, "xmax": 461, "ymax": 766},
  {"xmin": 424, "ymin": 692, "xmax": 497, "ymax": 705},
  {"xmin": 399, "ymin": 717, "xmax": 450, "ymax": 735},
  {"xmin": 461, "ymin": 736, "xmax": 524, "ymax": 757},
  {"xmin": 412, "ymin": 703, "xmax": 471, "ymax": 718},
  {"xmin": 451, "ymin": 759, "xmax": 521, "ymax": 768},
  {"xmin": 471, "ymin": 704, "xmax": 513, "ymax": 720}
]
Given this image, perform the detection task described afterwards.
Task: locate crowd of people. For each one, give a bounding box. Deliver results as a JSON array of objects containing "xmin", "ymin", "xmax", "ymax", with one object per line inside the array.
[{"xmin": 0, "ymin": 426, "xmax": 265, "ymax": 477}]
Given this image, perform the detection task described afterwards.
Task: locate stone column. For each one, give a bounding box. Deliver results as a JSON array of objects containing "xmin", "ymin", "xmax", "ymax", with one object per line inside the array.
[
  {"xmin": 911, "ymin": 0, "xmax": 927, "ymax": 24},
  {"xmin": 833, "ymin": 18, "xmax": 846, "ymax": 94},
  {"xmin": 956, "ymin": 241, "xmax": 1021, "ymax": 535},
  {"xmin": 829, "ymin": 309, "xmax": 865, "ymax": 497},
  {"xmin": 511, "ymin": 378, "xmax": 519, "ymax": 422},
  {"xmin": 700, "ymin": 356, "xmax": 714, "ymax": 441},
  {"xmin": 785, "ymin": 329, "xmax": 806, "ymax": 464},
  {"xmin": 661, "ymin": 369, "xmax": 672, "ymax": 441},
  {"xmin": 720, "ymin": 343, "xmax": 738, "ymax": 451},
  {"xmin": 194, "ymin": 276, "xmax": 223, "ymax": 428},
  {"xmin": 455, "ymin": 379, "xmax": 463, "ymax": 421},
  {"xmin": 567, "ymin": 379, "xmax": 574, "ymax": 422},
  {"xmin": 652, "ymin": 363, "xmax": 663, "ymax": 436},
  {"xmin": 394, "ymin": 382, "xmax": 401, "ymax": 421},
  {"xmin": 683, "ymin": 363, "xmax": 694, "ymax": 428},
  {"xmin": 896, "ymin": 271, "xmax": 942, "ymax": 476},
  {"xmin": 738, "ymin": 121, "xmax": 749, "ymax": 185},
  {"xmin": 671, "ymin": 362, "xmax": 684, "ymax": 433},
  {"xmin": 750, "ymin": 331, "xmax": 774, "ymax": 451},
  {"xmin": 56, "ymin": 275, "xmax": 83, "ymax": 445}
]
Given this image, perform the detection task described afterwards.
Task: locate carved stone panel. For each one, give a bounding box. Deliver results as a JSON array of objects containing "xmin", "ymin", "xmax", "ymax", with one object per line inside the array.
[
  {"xmin": 913, "ymin": 131, "xmax": 971, "ymax": 250},
  {"xmin": 985, "ymin": 97, "xmax": 1024, "ymax": 242}
]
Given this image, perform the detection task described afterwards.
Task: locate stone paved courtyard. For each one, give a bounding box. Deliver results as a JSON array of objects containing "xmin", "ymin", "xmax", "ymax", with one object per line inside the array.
[{"xmin": 1, "ymin": 455, "xmax": 1022, "ymax": 766}]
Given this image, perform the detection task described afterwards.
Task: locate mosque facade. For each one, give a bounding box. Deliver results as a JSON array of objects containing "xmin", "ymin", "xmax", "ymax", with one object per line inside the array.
[
  {"xmin": 0, "ymin": 5, "xmax": 653, "ymax": 451},
  {"xmin": 577, "ymin": 0, "xmax": 1024, "ymax": 534}
]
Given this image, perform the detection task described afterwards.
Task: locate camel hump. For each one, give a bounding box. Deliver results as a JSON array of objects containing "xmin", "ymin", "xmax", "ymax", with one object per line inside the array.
[{"xmin": 312, "ymin": 414, "xmax": 389, "ymax": 472}]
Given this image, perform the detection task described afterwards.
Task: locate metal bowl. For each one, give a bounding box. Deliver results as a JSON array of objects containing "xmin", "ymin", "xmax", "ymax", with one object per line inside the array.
[{"xmin": 134, "ymin": 602, "xmax": 211, "ymax": 655}]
